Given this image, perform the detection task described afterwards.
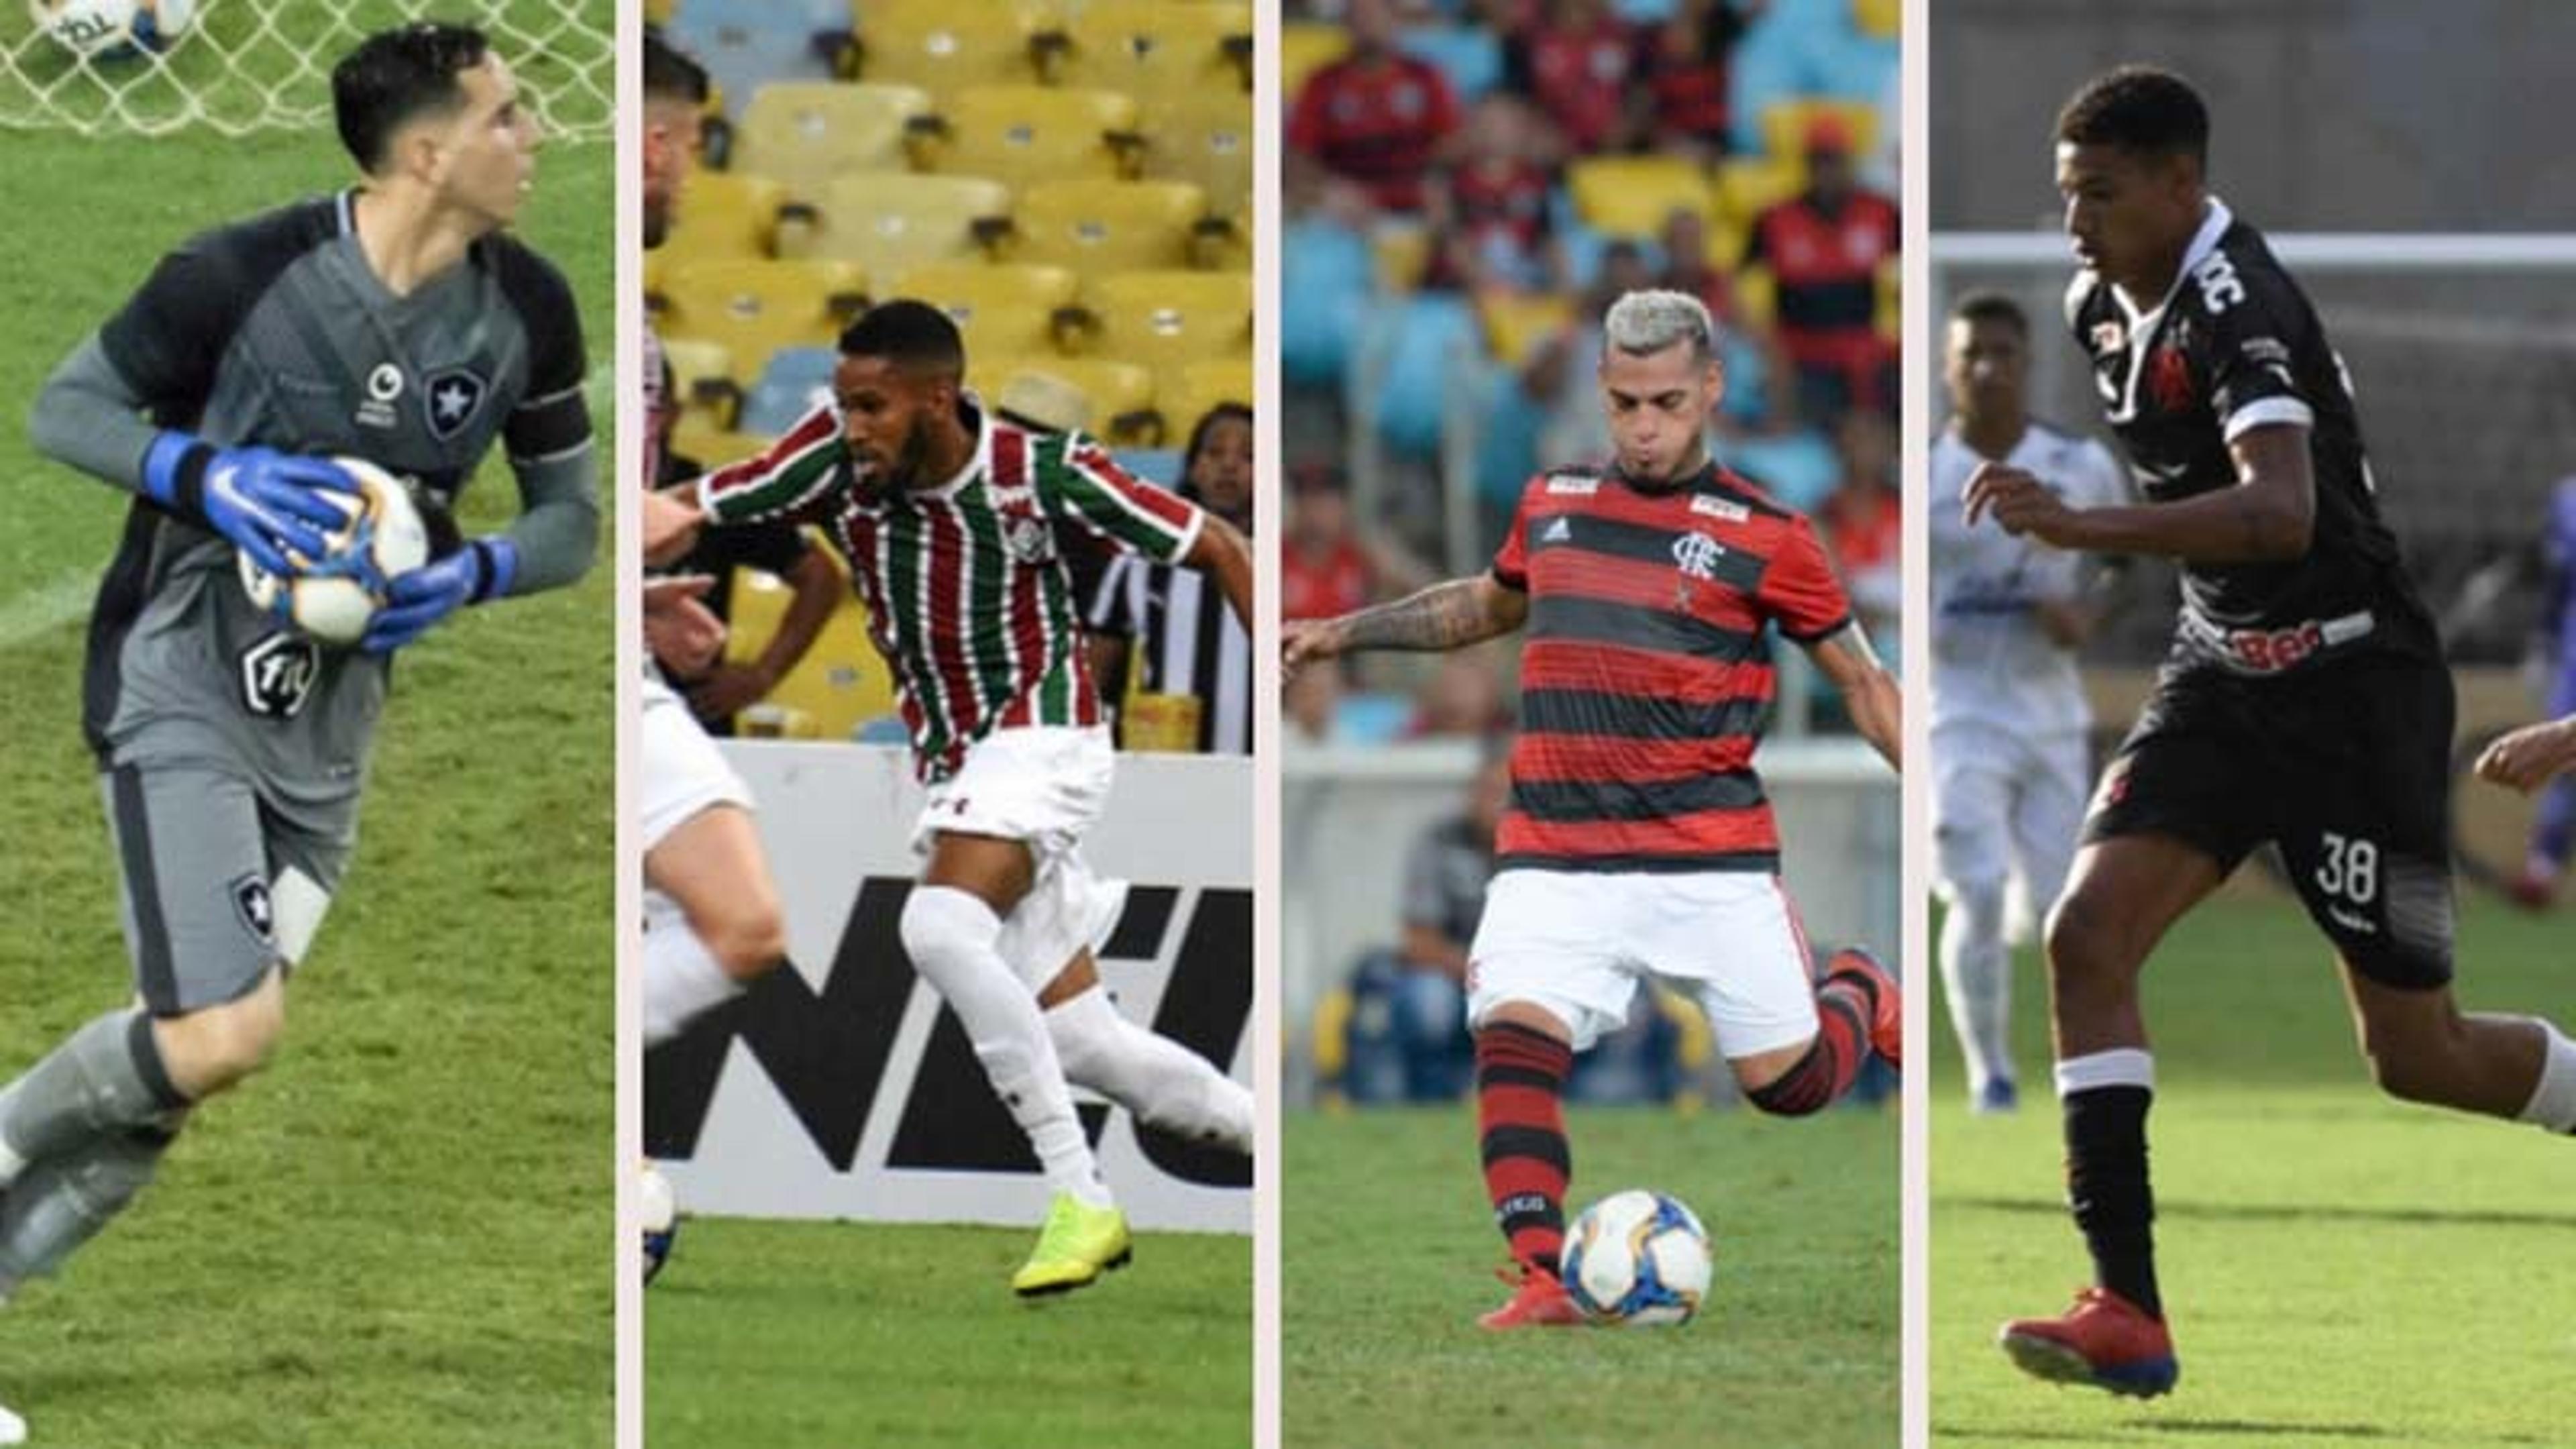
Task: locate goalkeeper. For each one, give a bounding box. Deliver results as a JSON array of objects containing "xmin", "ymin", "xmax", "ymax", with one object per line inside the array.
[{"xmin": 0, "ymin": 23, "xmax": 596, "ymax": 1440}]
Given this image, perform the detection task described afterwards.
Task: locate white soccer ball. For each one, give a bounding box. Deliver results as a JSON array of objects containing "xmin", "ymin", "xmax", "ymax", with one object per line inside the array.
[
  {"xmin": 28, "ymin": 0, "xmax": 195, "ymax": 59},
  {"xmin": 640, "ymin": 1162, "xmax": 678, "ymax": 1285},
  {"xmin": 237, "ymin": 456, "xmax": 431, "ymax": 648},
  {"xmin": 1560, "ymin": 1189, "xmax": 1713, "ymax": 1328}
]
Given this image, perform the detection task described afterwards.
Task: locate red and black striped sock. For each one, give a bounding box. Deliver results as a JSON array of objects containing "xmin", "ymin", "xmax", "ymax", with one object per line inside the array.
[
  {"xmin": 1475, "ymin": 1022, "xmax": 1574, "ymax": 1273},
  {"xmin": 1746, "ymin": 977, "xmax": 1870, "ymax": 1117}
]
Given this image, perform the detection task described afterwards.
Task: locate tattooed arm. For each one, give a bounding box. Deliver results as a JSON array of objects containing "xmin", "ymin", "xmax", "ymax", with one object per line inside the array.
[{"xmin": 1282, "ymin": 574, "xmax": 1529, "ymax": 677}]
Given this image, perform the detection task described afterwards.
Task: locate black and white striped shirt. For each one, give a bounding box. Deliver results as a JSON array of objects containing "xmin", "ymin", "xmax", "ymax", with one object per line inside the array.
[{"xmin": 1087, "ymin": 522, "xmax": 1250, "ymax": 755}]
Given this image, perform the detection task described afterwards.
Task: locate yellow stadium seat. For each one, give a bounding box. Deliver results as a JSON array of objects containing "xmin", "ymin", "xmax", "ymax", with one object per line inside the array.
[
  {"xmin": 1718, "ymin": 156, "xmax": 1806, "ymax": 224},
  {"xmin": 1757, "ymin": 99, "xmax": 1881, "ymax": 168},
  {"xmin": 848, "ymin": 0, "xmax": 1053, "ymax": 99},
  {"xmin": 651, "ymin": 259, "xmax": 870, "ymax": 385},
  {"xmin": 1478, "ymin": 292, "xmax": 1573, "ymax": 368},
  {"xmin": 732, "ymin": 82, "xmax": 931, "ymax": 189},
  {"xmin": 1140, "ymin": 87, "xmax": 1253, "ymax": 219},
  {"xmin": 911, "ymin": 84, "xmax": 1143, "ymax": 191},
  {"xmin": 894, "ymin": 262, "xmax": 1080, "ymax": 357},
  {"xmin": 1567, "ymin": 155, "xmax": 1716, "ymax": 239},
  {"xmin": 1071, "ymin": 269, "xmax": 1253, "ymax": 398},
  {"xmin": 655, "ymin": 336, "xmax": 741, "ymax": 433},
  {"xmin": 971, "ymin": 355, "xmax": 1159, "ymax": 443},
  {"xmin": 1851, "ymin": 0, "xmax": 1898, "ymax": 38},
  {"xmin": 657, "ymin": 170, "xmax": 788, "ymax": 267},
  {"xmin": 667, "ymin": 418, "xmax": 755, "ymax": 472},
  {"xmin": 1371, "ymin": 221, "xmax": 1433, "ymax": 294},
  {"xmin": 727, "ymin": 559, "xmax": 898, "ymax": 741},
  {"xmin": 783, "ymin": 171, "xmax": 1011, "ymax": 277},
  {"xmin": 1157, "ymin": 357, "xmax": 1253, "ymax": 441},
  {"xmin": 1055, "ymin": 1, "xmax": 1252, "ymax": 99},
  {"xmin": 894, "ymin": 259, "xmax": 1081, "ymax": 314},
  {"xmin": 1009, "ymin": 179, "xmax": 1212, "ymax": 281},
  {"xmin": 1734, "ymin": 267, "xmax": 1777, "ymax": 330},
  {"xmin": 1279, "ymin": 21, "xmax": 1350, "ymax": 103}
]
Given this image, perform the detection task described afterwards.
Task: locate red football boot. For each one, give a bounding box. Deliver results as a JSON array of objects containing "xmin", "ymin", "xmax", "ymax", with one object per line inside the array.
[
  {"xmin": 1827, "ymin": 947, "xmax": 1903, "ymax": 1072},
  {"xmin": 1478, "ymin": 1263, "xmax": 1585, "ymax": 1330},
  {"xmin": 1998, "ymin": 1287, "xmax": 2180, "ymax": 1397}
]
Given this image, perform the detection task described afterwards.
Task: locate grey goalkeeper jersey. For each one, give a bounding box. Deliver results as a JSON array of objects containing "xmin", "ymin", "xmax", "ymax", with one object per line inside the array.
[{"xmin": 28, "ymin": 190, "xmax": 598, "ymax": 815}]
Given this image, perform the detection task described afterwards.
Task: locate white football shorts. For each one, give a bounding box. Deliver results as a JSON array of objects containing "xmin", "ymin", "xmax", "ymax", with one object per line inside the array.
[
  {"xmin": 1466, "ymin": 868, "xmax": 1820, "ymax": 1058},
  {"xmin": 1931, "ymin": 721, "xmax": 2089, "ymax": 924},
  {"xmin": 912, "ymin": 724, "xmax": 1126, "ymax": 989},
  {"xmin": 641, "ymin": 674, "xmax": 753, "ymax": 852}
]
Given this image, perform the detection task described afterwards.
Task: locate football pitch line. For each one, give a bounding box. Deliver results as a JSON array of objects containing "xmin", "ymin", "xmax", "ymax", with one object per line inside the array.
[{"xmin": 0, "ymin": 570, "xmax": 97, "ymax": 651}]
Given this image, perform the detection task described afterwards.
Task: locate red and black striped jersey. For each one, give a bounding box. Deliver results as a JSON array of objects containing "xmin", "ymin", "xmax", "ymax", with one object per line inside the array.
[{"xmin": 1490, "ymin": 462, "xmax": 1850, "ymax": 873}]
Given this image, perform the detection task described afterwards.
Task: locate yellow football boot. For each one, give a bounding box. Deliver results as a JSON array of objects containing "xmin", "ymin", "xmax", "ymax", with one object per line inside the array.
[{"xmin": 1010, "ymin": 1191, "xmax": 1132, "ymax": 1297}]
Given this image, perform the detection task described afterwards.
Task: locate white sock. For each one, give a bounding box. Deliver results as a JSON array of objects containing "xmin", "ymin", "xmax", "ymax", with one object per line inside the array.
[
  {"xmin": 902, "ymin": 886, "xmax": 1110, "ymax": 1208},
  {"xmin": 2517, "ymin": 1020, "xmax": 2576, "ymax": 1132},
  {"xmin": 1939, "ymin": 879, "xmax": 2015, "ymax": 1091},
  {"xmin": 643, "ymin": 921, "xmax": 747, "ymax": 1048},
  {"xmin": 1047, "ymin": 988, "xmax": 1253, "ymax": 1154},
  {"xmin": 2056, "ymin": 1047, "xmax": 2155, "ymax": 1097}
]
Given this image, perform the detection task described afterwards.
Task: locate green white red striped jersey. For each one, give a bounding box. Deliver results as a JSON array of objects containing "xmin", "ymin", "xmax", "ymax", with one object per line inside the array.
[{"xmin": 696, "ymin": 400, "xmax": 1204, "ymax": 781}]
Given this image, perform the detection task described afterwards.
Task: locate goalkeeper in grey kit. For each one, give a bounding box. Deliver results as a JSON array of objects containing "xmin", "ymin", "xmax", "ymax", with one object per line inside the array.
[{"xmin": 0, "ymin": 23, "xmax": 595, "ymax": 1441}]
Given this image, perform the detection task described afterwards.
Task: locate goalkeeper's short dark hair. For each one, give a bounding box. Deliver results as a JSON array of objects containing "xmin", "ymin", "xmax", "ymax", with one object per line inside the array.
[
  {"xmin": 2056, "ymin": 65, "xmax": 2209, "ymax": 169},
  {"xmin": 333, "ymin": 21, "xmax": 490, "ymax": 174},
  {"xmin": 840, "ymin": 300, "xmax": 966, "ymax": 378}
]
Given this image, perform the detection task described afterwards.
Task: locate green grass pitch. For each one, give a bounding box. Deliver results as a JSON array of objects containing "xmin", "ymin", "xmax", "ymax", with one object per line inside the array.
[
  {"xmin": 1284, "ymin": 1103, "xmax": 1898, "ymax": 1448},
  {"xmin": 0, "ymin": 48, "xmax": 614, "ymax": 1449},
  {"xmin": 645, "ymin": 1218, "xmax": 1253, "ymax": 1448},
  {"xmin": 1931, "ymin": 891, "xmax": 2573, "ymax": 1446}
]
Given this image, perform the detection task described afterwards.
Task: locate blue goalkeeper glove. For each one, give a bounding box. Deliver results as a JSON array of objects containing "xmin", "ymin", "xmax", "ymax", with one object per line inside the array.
[
  {"xmin": 362, "ymin": 537, "xmax": 519, "ymax": 654},
  {"xmin": 140, "ymin": 432, "xmax": 357, "ymax": 578}
]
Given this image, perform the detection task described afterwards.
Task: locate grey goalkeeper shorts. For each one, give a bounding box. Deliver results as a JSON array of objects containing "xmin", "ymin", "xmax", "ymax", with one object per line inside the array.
[{"xmin": 101, "ymin": 763, "xmax": 350, "ymax": 1015}]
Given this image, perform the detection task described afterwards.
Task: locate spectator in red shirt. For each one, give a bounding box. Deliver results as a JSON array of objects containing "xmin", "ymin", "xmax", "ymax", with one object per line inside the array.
[
  {"xmin": 1425, "ymin": 93, "xmax": 1566, "ymax": 294},
  {"xmin": 1288, "ymin": 0, "xmax": 1464, "ymax": 215},
  {"xmin": 1508, "ymin": 0, "xmax": 1637, "ymax": 156},
  {"xmin": 1742, "ymin": 115, "xmax": 1900, "ymax": 425},
  {"xmin": 1819, "ymin": 407, "xmax": 1900, "ymax": 647},
  {"xmin": 1634, "ymin": 0, "xmax": 1747, "ymax": 166},
  {"xmin": 1283, "ymin": 464, "xmax": 1430, "ymax": 622}
]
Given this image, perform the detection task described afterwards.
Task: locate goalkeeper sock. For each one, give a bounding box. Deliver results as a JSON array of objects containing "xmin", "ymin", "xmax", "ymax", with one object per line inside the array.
[
  {"xmin": 0, "ymin": 1012, "xmax": 189, "ymax": 1186},
  {"xmin": 0, "ymin": 1117, "xmax": 181, "ymax": 1296}
]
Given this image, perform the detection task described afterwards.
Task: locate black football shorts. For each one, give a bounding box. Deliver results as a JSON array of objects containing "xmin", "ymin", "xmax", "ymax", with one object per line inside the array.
[{"xmin": 2083, "ymin": 652, "xmax": 2456, "ymax": 988}]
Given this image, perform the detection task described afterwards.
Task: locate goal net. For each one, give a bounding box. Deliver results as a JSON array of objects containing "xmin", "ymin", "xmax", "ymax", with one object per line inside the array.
[
  {"xmin": 1931, "ymin": 233, "xmax": 2576, "ymax": 665},
  {"xmin": 3, "ymin": 0, "xmax": 612, "ymax": 140}
]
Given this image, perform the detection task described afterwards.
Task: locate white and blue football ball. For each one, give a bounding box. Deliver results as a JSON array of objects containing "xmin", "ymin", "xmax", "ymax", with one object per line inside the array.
[
  {"xmin": 1560, "ymin": 1189, "xmax": 1713, "ymax": 1327},
  {"xmin": 29, "ymin": 0, "xmax": 195, "ymax": 60},
  {"xmin": 236, "ymin": 456, "xmax": 431, "ymax": 648},
  {"xmin": 641, "ymin": 1162, "xmax": 678, "ymax": 1285}
]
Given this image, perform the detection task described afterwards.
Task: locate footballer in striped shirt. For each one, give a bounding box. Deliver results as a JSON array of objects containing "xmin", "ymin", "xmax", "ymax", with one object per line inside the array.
[
  {"xmin": 661, "ymin": 301, "xmax": 1254, "ymax": 1296},
  {"xmin": 1285, "ymin": 289, "xmax": 1904, "ymax": 1328}
]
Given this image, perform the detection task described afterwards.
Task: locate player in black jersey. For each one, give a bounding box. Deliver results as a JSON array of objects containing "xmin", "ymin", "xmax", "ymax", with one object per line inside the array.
[{"xmin": 1961, "ymin": 64, "xmax": 2576, "ymax": 1399}]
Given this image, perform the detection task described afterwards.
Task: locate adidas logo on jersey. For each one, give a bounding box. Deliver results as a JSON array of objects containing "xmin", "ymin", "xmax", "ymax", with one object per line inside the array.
[
  {"xmin": 1540, "ymin": 517, "xmax": 1572, "ymax": 543},
  {"xmin": 1690, "ymin": 494, "xmax": 1749, "ymax": 523},
  {"xmin": 1545, "ymin": 474, "xmax": 1599, "ymax": 495}
]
